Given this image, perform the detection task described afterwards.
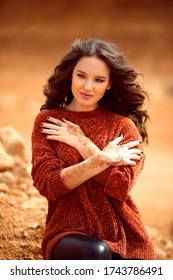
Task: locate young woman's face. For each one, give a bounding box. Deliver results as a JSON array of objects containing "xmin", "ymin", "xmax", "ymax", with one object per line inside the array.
[{"xmin": 70, "ymin": 56, "xmax": 111, "ymax": 111}]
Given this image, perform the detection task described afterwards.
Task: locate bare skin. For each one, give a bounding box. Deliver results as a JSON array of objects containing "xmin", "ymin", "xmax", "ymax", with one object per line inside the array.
[
  {"xmin": 40, "ymin": 117, "xmax": 142, "ymax": 190},
  {"xmin": 40, "ymin": 117, "xmax": 100, "ymax": 159}
]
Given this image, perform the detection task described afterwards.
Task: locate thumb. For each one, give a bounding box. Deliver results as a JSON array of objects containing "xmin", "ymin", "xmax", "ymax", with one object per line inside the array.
[{"xmin": 112, "ymin": 134, "xmax": 123, "ymax": 145}]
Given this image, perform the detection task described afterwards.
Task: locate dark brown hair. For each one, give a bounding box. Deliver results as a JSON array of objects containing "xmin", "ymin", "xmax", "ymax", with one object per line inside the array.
[{"xmin": 41, "ymin": 38, "xmax": 150, "ymax": 143}]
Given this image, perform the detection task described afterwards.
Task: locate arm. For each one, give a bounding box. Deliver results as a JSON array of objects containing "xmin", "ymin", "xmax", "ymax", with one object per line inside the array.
[
  {"xmin": 60, "ymin": 136, "xmax": 141, "ymax": 189},
  {"xmin": 61, "ymin": 152, "xmax": 110, "ymax": 189},
  {"xmin": 40, "ymin": 116, "xmax": 141, "ymax": 190},
  {"xmin": 40, "ymin": 116, "xmax": 142, "ymax": 194},
  {"xmin": 31, "ymin": 113, "xmax": 72, "ymax": 201},
  {"xmin": 101, "ymin": 118, "xmax": 145, "ymax": 202},
  {"xmin": 32, "ymin": 113, "xmax": 105, "ymax": 200},
  {"xmin": 40, "ymin": 117, "xmax": 100, "ymax": 159}
]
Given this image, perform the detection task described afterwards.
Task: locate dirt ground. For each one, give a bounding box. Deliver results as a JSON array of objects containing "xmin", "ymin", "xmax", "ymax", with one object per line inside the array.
[{"xmin": 0, "ymin": 0, "xmax": 173, "ymax": 260}]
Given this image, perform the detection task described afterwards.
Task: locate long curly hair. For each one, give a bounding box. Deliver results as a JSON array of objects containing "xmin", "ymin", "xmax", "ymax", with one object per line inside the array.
[{"xmin": 41, "ymin": 38, "xmax": 150, "ymax": 143}]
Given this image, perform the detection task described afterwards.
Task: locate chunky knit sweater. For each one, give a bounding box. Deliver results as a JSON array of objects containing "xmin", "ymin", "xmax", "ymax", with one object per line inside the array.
[{"xmin": 31, "ymin": 106, "xmax": 155, "ymax": 260}]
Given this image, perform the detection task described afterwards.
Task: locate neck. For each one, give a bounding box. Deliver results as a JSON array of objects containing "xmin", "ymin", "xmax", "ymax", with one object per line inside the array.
[{"xmin": 66, "ymin": 100, "xmax": 99, "ymax": 112}]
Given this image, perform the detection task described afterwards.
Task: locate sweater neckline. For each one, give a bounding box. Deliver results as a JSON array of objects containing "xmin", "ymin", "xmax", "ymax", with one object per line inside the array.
[{"xmin": 60, "ymin": 106, "xmax": 107, "ymax": 118}]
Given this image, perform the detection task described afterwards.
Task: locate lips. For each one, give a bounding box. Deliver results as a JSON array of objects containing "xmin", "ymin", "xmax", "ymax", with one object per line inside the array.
[{"xmin": 80, "ymin": 92, "xmax": 93, "ymax": 98}]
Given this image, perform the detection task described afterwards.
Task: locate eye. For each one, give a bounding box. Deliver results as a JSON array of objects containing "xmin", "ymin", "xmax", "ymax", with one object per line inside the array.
[
  {"xmin": 77, "ymin": 73, "xmax": 85, "ymax": 78},
  {"xmin": 95, "ymin": 78, "xmax": 105, "ymax": 83}
]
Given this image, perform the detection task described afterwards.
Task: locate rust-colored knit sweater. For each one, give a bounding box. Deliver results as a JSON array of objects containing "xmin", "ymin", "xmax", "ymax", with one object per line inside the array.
[{"xmin": 31, "ymin": 106, "xmax": 155, "ymax": 260}]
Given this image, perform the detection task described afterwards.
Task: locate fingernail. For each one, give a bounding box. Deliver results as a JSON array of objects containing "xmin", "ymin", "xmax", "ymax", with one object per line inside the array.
[{"xmin": 47, "ymin": 116, "xmax": 50, "ymax": 120}]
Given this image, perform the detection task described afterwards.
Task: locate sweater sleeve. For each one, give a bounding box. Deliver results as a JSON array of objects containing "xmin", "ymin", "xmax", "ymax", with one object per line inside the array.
[
  {"xmin": 31, "ymin": 111, "xmax": 72, "ymax": 201},
  {"xmin": 92, "ymin": 117, "xmax": 145, "ymax": 202}
]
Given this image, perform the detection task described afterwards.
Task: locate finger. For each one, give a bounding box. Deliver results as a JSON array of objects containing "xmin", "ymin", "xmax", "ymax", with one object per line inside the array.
[
  {"xmin": 123, "ymin": 140, "xmax": 141, "ymax": 149},
  {"xmin": 128, "ymin": 160, "xmax": 137, "ymax": 166},
  {"xmin": 46, "ymin": 135, "xmax": 66, "ymax": 143},
  {"xmin": 112, "ymin": 135, "xmax": 123, "ymax": 145},
  {"xmin": 41, "ymin": 122, "xmax": 61, "ymax": 130},
  {"xmin": 47, "ymin": 116, "xmax": 64, "ymax": 126},
  {"xmin": 40, "ymin": 128, "xmax": 60, "ymax": 135},
  {"xmin": 46, "ymin": 135, "xmax": 61, "ymax": 141},
  {"xmin": 118, "ymin": 159, "xmax": 136, "ymax": 166},
  {"xmin": 62, "ymin": 119, "xmax": 78, "ymax": 126},
  {"xmin": 130, "ymin": 154, "xmax": 141, "ymax": 160},
  {"xmin": 129, "ymin": 148, "xmax": 142, "ymax": 154}
]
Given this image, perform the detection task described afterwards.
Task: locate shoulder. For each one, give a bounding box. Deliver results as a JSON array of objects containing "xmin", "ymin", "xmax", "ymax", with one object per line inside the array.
[
  {"xmin": 103, "ymin": 107, "xmax": 135, "ymax": 127},
  {"xmin": 33, "ymin": 108, "xmax": 62, "ymax": 124},
  {"xmin": 118, "ymin": 115, "xmax": 136, "ymax": 128},
  {"xmin": 104, "ymin": 109, "xmax": 140, "ymax": 139},
  {"xmin": 118, "ymin": 116, "xmax": 141, "ymax": 140}
]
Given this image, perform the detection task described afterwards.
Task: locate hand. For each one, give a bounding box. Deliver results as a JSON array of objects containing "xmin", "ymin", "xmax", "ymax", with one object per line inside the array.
[
  {"xmin": 102, "ymin": 135, "xmax": 142, "ymax": 166},
  {"xmin": 40, "ymin": 116, "xmax": 87, "ymax": 148}
]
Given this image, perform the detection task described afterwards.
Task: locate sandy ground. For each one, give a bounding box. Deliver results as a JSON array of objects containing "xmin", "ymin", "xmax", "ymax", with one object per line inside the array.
[{"xmin": 0, "ymin": 1, "xmax": 173, "ymax": 259}]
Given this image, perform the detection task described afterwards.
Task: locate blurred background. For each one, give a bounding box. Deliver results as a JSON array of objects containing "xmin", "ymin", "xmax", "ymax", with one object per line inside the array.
[{"xmin": 0, "ymin": 0, "xmax": 173, "ymax": 237}]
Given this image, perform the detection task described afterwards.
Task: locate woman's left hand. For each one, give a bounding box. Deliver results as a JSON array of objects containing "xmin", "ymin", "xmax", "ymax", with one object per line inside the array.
[{"xmin": 40, "ymin": 116, "xmax": 86, "ymax": 149}]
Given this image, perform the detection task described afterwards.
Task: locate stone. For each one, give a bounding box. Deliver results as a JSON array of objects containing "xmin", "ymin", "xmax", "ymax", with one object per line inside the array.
[
  {"xmin": 0, "ymin": 171, "xmax": 15, "ymax": 185},
  {"xmin": 0, "ymin": 183, "xmax": 9, "ymax": 193},
  {"xmin": 0, "ymin": 142, "xmax": 14, "ymax": 171},
  {"xmin": 0, "ymin": 126, "xmax": 29, "ymax": 166},
  {"xmin": 154, "ymin": 246, "xmax": 167, "ymax": 259}
]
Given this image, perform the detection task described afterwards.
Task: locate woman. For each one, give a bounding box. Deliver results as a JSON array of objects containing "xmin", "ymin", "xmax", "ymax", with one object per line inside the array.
[{"xmin": 31, "ymin": 38, "xmax": 155, "ymax": 260}]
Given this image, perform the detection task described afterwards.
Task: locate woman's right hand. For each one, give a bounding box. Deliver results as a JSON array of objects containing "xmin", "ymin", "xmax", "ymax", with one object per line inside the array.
[
  {"xmin": 40, "ymin": 117, "xmax": 100, "ymax": 159},
  {"xmin": 102, "ymin": 135, "xmax": 142, "ymax": 166}
]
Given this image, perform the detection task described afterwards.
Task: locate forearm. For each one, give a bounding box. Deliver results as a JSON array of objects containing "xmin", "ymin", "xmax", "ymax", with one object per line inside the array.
[
  {"xmin": 61, "ymin": 152, "xmax": 109, "ymax": 189},
  {"xmin": 75, "ymin": 136, "xmax": 101, "ymax": 159},
  {"xmin": 63, "ymin": 134, "xmax": 141, "ymax": 190}
]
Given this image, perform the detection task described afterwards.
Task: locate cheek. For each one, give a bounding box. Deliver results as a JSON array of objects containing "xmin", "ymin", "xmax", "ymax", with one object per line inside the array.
[
  {"xmin": 97, "ymin": 84, "xmax": 108, "ymax": 96},
  {"xmin": 71, "ymin": 77, "xmax": 82, "ymax": 90}
]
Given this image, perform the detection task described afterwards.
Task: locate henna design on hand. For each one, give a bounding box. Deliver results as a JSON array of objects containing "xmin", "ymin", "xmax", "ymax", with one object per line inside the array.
[
  {"xmin": 66, "ymin": 123, "xmax": 90, "ymax": 145},
  {"xmin": 66, "ymin": 124, "xmax": 84, "ymax": 136}
]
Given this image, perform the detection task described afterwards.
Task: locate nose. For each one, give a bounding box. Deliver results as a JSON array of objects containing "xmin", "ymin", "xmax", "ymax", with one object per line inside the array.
[{"xmin": 84, "ymin": 79, "xmax": 93, "ymax": 91}]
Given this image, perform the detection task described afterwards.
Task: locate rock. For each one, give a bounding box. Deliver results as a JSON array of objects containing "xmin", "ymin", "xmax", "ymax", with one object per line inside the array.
[
  {"xmin": 28, "ymin": 222, "xmax": 40, "ymax": 229},
  {"xmin": 21, "ymin": 197, "xmax": 47, "ymax": 209},
  {"xmin": 14, "ymin": 228, "xmax": 28, "ymax": 239},
  {"xmin": 0, "ymin": 142, "xmax": 14, "ymax": 171},
  {"xmin": 30, "ymin": 244, "xmax": 42, "ymax": 254},
  {"xmin": 0, "ymin": 126, "xmax": 29, "ymax": 166},
  {"xmin": 0, "ymin": 171, "xmax": 15, "ymax": 185},
  {"xmin": 164, "ymin": 240, "xmax": 173, "ymax": 258},
  {"xmin": 0, "ymin": 192, "xmax": 5, "ymax": 199},
  {"xmin": 146, "ymin": 226, "xmax": 164, "ymax": 243},
  {"xmin": 155, "ymin": 246, "xmax": 167, "ymax": 259},
  {"xmin": 0, "ymin": 183, "xmax": 9, "ymax": 193}
]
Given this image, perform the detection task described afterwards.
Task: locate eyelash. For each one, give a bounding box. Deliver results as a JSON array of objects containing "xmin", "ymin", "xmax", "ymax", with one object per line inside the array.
[
  {"xmin": 96, "ymin": 79, "xmax": 104, "ymax": 83},
  {"xmin": 77, "ymin": 74, "xmax": 85, "ymax": 78},
  {"xmin": 77, "ymin": 74, "xmax": 104, "ymax": 83}
]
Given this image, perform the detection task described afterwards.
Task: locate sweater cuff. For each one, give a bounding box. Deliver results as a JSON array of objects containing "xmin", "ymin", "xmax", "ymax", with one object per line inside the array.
[
  {"xmin": 49, "ymin": 169, "xmax": 72, "ymax": 198},
  {"xmin": 93, "ymin": 167, "xmax": 112, "ymax": 185}
]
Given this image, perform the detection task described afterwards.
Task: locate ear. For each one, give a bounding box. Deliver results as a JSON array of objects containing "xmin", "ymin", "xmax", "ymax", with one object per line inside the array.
[{"xmin": 106, "ymin": 80, "xmax": 112, "ymax": 90}]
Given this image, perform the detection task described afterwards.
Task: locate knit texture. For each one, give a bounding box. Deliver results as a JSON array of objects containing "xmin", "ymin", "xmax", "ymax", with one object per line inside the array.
[{"xmin": 31, "ymin": 106, "xmax": 156, "ymax": 259}]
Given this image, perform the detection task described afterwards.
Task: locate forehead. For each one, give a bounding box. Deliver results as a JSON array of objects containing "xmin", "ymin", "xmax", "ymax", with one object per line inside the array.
[{"xmin": 74, "ymin": 56, "xmax": 110, "ymax": 76}]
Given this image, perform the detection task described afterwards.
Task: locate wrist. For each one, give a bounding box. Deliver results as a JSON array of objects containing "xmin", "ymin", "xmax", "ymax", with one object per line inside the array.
[
  {"xmin": 76, "ymin": 136, "xmax": 100, "ymax": 158},
  {"xmin": 74, "ymin": 135, "xmax": 89, "ymax": 149},
  {"xmin": 100, "ymin": 151, "xmax": 122, "ymax": 166},
  {"xmin": 95, "ymin": 151, "xmax": 112, "ymax": 167}
]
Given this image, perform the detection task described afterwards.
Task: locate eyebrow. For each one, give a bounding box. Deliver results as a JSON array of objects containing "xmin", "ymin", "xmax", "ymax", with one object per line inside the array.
[{"xmin": 76, "ymin": 70, "xmax": 107, "ymax": 79}]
